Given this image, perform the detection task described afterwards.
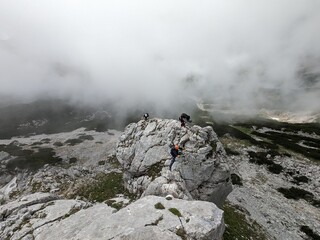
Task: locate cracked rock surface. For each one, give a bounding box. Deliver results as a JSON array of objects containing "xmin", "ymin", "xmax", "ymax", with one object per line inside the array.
[
  {"xmin": 116, "ymin": 118, "xmax": 232, "ymax": 207},
  {"xmin": 1, "ymin": 194, "xmax": 224, "ymax": 240},
  {"xmin": 0, "ymin": 120, "xmax": 229, "ymax": 240}
]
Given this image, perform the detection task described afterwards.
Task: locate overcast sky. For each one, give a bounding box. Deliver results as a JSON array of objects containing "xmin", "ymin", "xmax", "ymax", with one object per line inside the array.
[{"xmin": 0, "ymin": 0, "xmax": 319, "ymax": 113}]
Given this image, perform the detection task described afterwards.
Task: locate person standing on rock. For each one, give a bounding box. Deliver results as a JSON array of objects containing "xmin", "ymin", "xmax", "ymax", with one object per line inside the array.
[
  {"xmin": 169, "ymin": 144, "xmax": 183, "ymax": 171},
  {"xmin": 179, "ymin": 113, "xmax": 192, "ymax": 128},
  {"xmin": 143, "ymin": 113, "xmax": 149, "ymax": 121}
]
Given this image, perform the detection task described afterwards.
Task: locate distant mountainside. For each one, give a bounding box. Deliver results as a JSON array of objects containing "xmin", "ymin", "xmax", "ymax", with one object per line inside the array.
[
  {"xmin": 0, "ymin": 99, "xmax": 121, "ymax": 139},
  {"xmin": 1, "ymin": 93, "xmax": 319, "ymax": 140}
]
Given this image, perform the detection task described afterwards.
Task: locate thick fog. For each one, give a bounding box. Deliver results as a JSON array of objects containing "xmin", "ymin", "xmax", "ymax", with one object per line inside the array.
[{"xmin": 0, "ymin": 0, "xmax": 319, "ymax": 113}]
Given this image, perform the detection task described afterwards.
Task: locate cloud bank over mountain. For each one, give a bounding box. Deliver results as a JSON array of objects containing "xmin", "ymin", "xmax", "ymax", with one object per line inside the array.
[{"xmin": 0, "ymin": 0, "xmax": 319, "ymax": 112}]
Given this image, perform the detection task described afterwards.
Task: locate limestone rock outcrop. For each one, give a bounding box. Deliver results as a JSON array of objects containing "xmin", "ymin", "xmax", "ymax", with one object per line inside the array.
[
  {"xmin": 0, "ymin": 193, "xmax": 224, "ymax": 240},
  {"xmin": 0, "ymin": 119, "xmax": 231, "ymax": 240},
  {"xmin": 116, "ymin": 118, "xmax": 232, "ymax": 207}
]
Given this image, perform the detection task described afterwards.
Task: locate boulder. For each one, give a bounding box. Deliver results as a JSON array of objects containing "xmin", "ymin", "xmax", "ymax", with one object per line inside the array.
[{"xmin": 0, "ymin": 177, "xmax": 17, "ymax": 201}]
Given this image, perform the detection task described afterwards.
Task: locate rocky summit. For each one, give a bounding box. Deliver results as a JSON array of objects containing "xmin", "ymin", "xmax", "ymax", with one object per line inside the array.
[
  {"xmin": 116, "ymin": 118, "xmax": 232, "ymax": 207},
  {"xmin": 0, "ymin": 119, "xmax": 231, "ymax": 240}
]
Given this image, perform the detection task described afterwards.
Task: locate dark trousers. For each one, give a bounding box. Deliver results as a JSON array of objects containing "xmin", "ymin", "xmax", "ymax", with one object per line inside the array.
[{"xmin": 169, "ymin": 157, "xmax": 176, "ymax": 170}]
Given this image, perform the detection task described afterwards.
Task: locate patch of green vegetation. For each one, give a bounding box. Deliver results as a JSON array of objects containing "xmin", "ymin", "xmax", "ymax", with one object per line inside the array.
[
  {"xmin": 277, "ymin": 187, "xmax": 313, "ymax": 200},
  {"xmin": 211, "ymin": 142, "xmax": 217, "ymax": 151},
  {"xmin": 31, "ymin": 182, "xmax": 42, "ymax": 193},
  {"xmin": 231, "ymin": 173, "xmax": 243, "ymax": 186},
  {"xmin": 9, "ymin": 190, "xmax": 21, "ymax": 199},
  {"xmin": 0, "ymin": 142, "xmax": 24, "ymax": 156},
  {"xmin": 78, "ymin": 135, "xmax": 94, "ymax": 141},
  {"xmin": 225, "ymin": 147, "xmax": 240, "ymax": 156},
  {"xmin": 63, "ymin": 207, "xmax": 81, "ymax": 219},
  {"xmin": 144, "ymin": 215, "xmax": 164, "ymax": 226},
  {"xmin": 292, "ymin": 175, "xmax": 310, "ymax": 185},
  {"xmin": 107, "ymin": 154, "xmax": 121, "ymax": 168},
  {"xmin": 53, "ymin": 141, "xmax": 63, "ymax": 147},
  {"xmin": 98, "ymin": 160, "xmax": 106, "ymax": 165},
  {"xmin": 154, "ymin": 202, "xmax": 165, "ymax": 209},
  {"xmin": 300, "ymin": 225, "xmax": 320, "ymax": 240},
  {"xmin": 205, "ymin": 142, "xmax": 217, "ymax": 158},
  {"xmin": 223, "ymin": 201, "xmax": 268, "ymax": 240},
  {"xmin": 69, "ymin": 157, "xmax": 77, "ymax": 164},
  {"xmin": 168, "ymin": 208, "xmax": 182, "ymax": 217},
  {"xmin": 71, "ymin": 172, "xmax": 136, "ymax": 202},
  {"xmin": 147, "ymin": 161, "xmax": 164, "ymax": 180},
  {"xmin": 39, "ymin": 212, "xmax": 47, "ymax": 219},
  {"xmin": 277, "ymin": 187, "xmax": 319, "ymax": 208},
  {"xmin": 105, "ymin": 199, "xmax": 124, "ymax": 210},
  {"xmin": 248, "ymin": 151, "xmax": 284, "ymax": 174},
  {"xmin": 176, "ymin": 227, "xmax": 187, "ymax": 240},
  {"xmin": 65, "ymin": 138, "xmax": 83, "ymax": 146},
  {"xmin": 312, "ymin": 199, "xmax": 320, "ymax": 208},
  {"xmin": 267, "ymin": 163, "xmax": 283, "ymax": 174},
  {"xmin": 6, "ymin": 147, "xmax": 62, "ymax": 171}
]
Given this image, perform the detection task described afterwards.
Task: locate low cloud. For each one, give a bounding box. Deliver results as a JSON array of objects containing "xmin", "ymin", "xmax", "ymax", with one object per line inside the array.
[{"xmin": 0, "ymin": 0, "xmax": 319, "ymax": 113}]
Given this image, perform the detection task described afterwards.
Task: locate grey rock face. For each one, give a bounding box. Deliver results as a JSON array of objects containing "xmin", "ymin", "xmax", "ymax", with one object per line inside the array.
[
  {"xmin": 0, "ymin": 128, "xmax": 122, "ymax": 202},
  {"xmin": 225, "ymin": 135, "xmax": 320, "ymax": 240},
  {"xmin": 0, "ymin": 122, "xmax": 228, "ymax": 240},
  {"xmin": 0, "ymin": 177, "xmax": 17, "ymax": 201},
  {"xmin": 33, "ymin": 195, "xmax": 224, "ymax": 240},
  {"xmin": 116, "ymin": 119, "xmax": 232, "ymax": 206},
  {"xmin": 0, "ymin": 193, "xmax": 91, "ymax": 240},
  {"xmin": 1, "ymin": 193, "xmax": 224, "ymax": 240}
]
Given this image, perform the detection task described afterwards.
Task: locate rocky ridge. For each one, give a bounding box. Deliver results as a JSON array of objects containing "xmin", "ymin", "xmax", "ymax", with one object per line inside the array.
[
  {"xmin": 116, "ymin": 118, "xmax": 232, "ymax": 207},
  {"xmin": 0, "ymin": 193, "xmax": 225, "ymax": 240},
  {"xmin": 0, "ymin": 119, "xmax": 230, "ymax": 240}
]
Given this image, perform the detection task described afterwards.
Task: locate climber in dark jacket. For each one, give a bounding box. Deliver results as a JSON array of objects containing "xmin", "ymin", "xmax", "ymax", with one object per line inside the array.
[
  {"xmin": 169, "ymin": 144, "xmax": 183, "ymax": 171},
  {"xmin": 143, "ymin": 113, "xmax": 149, "ymax": 121},
  {"xmin": 179, "ymin": 113, "xmax": 192, "ymax": 127}
]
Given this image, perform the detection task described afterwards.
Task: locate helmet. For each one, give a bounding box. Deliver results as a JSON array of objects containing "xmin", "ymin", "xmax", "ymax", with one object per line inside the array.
[{"xmin": 175, "ymin": 144, "xmax": 179, "ymax": 150}]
